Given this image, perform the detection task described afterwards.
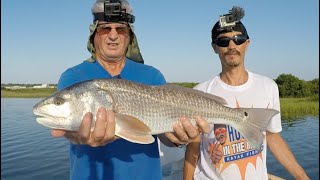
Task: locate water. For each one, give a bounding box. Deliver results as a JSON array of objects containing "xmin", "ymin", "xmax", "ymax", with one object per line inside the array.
[
  {"xmin": 1, "ymin": 98, "xmax": 319, "ymax": 180},
  {"xmin": 1, "ymin": 98, "xmax": 70, "ymax": 179},
  {"xmin": 266, "ymin": 116, "xmax": 319, "ymax": 179}
]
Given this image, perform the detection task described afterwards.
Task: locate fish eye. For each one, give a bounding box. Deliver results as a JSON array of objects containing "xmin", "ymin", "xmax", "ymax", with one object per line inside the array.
[
  {"xmin": 53, "ymin": 97, "xmax": 65, "ymax": 106},
  {"xmin": 244, "ymin": 111, "xmax": 248, "ymax": 116}
]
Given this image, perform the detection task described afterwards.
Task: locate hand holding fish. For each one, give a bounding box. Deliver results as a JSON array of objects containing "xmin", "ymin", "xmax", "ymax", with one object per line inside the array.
[
  {"xmin": 162, "ymin": 116, "xmax": 210, "ymax": 146},
  {"xmin": 208, "ymin": 141, "xmax": 222, "ymax": 164},
  {"xmin": 51, "ymin": 108, "xmax": 117, "ymax": 147}
]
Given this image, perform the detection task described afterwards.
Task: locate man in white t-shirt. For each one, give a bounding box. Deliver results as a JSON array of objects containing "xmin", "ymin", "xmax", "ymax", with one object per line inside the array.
[{"xmin": 183, "ymin": 6, "xmax": 309, "ymax": 180}]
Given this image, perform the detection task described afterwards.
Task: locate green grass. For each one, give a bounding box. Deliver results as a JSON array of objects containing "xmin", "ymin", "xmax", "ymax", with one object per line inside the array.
[
  {"xmin": 1, "ymin": 88, "xmax": 57, "ymax": 98},
  {"xmin": 280, "ymin": 97, "xmax": 319, "ymax": 119}
]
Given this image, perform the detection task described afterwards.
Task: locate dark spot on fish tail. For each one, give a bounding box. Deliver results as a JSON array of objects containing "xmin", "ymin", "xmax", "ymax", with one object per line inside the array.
[
  {"xmin": 54, "ymin": 97, "xmax": 65, "ymax": 106},
  {"xmin": 244, "ymin": 111, "xmax": 248, "ymax": 117}
]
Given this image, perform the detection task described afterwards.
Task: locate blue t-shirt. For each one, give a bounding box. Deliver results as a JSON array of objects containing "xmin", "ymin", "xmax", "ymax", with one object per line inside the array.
[{"xmin": 57, "ymin": 59, "xmax": 166, "ymax": 180}]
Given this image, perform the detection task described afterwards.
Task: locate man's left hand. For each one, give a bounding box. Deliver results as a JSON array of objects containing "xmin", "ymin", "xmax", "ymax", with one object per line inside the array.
[{"xmin": 162, "ymin": 116, "xmax": 210, "ymax": 146}]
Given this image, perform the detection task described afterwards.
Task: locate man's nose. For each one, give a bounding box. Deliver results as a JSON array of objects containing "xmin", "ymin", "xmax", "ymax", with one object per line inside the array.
[
  {"xmin": 227, "ymin": 40, "xmax": 237, "ymax": 49},
  {"xmin": 108, "ymin": 28, "xmax": 119, "ymax": 40}
]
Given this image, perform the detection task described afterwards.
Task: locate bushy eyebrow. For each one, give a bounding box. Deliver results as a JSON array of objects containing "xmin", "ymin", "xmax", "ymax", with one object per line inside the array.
[{"xmin": 97, "ymin": 24, "xmax": 128, "ymax": 28}]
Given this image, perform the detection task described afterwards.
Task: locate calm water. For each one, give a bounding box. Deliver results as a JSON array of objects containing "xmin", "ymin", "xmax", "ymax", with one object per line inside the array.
[{"xmin": 1, "ymin": 98, "xmax": 319, "ymax": 180}]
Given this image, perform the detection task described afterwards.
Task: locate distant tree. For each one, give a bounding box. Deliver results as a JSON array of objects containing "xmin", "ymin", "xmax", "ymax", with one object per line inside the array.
[
  {"xmin": 308, "ymin": 78, "xmax": 319, "ymax": 95},
  {"xmin": 275, "ymin": 74, "xmax": 308, "ymax": 97}
]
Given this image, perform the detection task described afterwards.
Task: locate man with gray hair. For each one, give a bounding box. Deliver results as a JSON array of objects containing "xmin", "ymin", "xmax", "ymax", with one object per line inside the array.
[{"xmin": 51, "ymin": 1, "xmax": 210, "ymax": 179}]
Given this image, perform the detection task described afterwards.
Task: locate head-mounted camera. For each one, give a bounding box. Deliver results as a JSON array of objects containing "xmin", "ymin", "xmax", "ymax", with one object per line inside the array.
[
  {"xmin": 218, "ymin": 6, "xmax": 245, "ymax": 31},
  {"xmin": 93, "ymin": 0, "xmax": 135, "ymax": 23}
]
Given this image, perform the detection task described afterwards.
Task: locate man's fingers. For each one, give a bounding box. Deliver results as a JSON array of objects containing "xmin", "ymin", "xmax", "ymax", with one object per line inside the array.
[
  {"xmin": 53, "ymin": 109, "xmax": 116, "ymax": 147},
  {"xmin": 88, "ymin": 109, "xmax": 116, "ymax": 147},
  {"xmin": 195, "ymin": 116, "xmax": 210, "ymax": 133},
  {"xmin": 213, "ymin": 141, "xmax": 221, "ymax": 151},
  {"xmin": 180, "ymin": 117, "xmax": 199, "ymax": 139},
  {"xmin": 215, "ymin": 150, "xmax": 223, "ymax": 158},
  {"xmin": 92, "ymin": 108, "xmax": 108, "ymax": 142},
  {"xmin": 164, "ymin": 132, "xmax": 181, "ymax": 145},
  {"xmin": 167, "ymin": 116, "xmax": 210, "ymax": 145},
  {"xmin": 211, "ymin": 153, "xmax": 222, "ymax": 164},
  {"xmin": 172, "ymin": 122, "xmax": 189, "ymax": 142},
  {"xmin": 78, "ymin": 112, "xmax": 93, "ymax": 143},
  {"xmin": 51, "ymin": 129, "xmax": 66, "ymax": 137},
  {"xmin": 103, "ymin": 110, "xmax": 116, "ymax": 144}
]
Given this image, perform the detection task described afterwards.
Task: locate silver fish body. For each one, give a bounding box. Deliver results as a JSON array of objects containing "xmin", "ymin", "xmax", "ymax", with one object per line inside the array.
[{"xmin": 33, "ymin": 78, "xmax": 279, "ymax": 151}]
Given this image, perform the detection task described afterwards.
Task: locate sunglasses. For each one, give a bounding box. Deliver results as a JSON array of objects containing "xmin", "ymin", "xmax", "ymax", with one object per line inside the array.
[
  {"xmin": 214, "ymin": 127, "xmax": 226, "ymax": 135},
  {"xmin": 96, "ymin": 25, "xmax": 130, "ymax": 35},
  {"xmin": 214, "ymin": 35, "xmax": 248, "ymax": 47}
]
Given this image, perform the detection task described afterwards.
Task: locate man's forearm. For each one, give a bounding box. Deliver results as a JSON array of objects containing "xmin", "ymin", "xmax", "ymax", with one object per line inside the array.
[{"xmin": 183, "ymin": 138, "xmax": 200, "ymax": 180}]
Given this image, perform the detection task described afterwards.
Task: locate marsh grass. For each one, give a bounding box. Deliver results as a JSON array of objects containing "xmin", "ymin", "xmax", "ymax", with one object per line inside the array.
[
  {"xmin": 280, "ymin": 97, "xmax": 319, "ymax": 120},
  {"xmin": 1, "ymin": 88, "xmax": 57, "ymax": 98}
]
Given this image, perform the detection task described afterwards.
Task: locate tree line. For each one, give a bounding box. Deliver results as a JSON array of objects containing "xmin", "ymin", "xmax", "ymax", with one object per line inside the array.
[{"xmin": 275, "ymin": 74, "xmax": 318, "ymax": 98}]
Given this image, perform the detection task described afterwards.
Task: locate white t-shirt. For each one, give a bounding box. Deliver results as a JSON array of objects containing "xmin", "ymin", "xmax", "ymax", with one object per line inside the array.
[{"xmin": 193, "ymin": 71, "xmax": 282, "ymax": 180}]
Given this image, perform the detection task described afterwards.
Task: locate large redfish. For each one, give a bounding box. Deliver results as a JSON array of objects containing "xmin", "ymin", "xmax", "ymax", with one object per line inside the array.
[{"xmin": 33, "ymin": 78, "xmax": 278, "ymax": 151}]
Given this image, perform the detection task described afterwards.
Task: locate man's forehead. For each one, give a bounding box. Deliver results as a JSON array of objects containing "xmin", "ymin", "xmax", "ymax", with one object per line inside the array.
[
  {"xmin": 214, "ymin": 124, "xmax": 226, "ymax": 129},
  {"xmin": 217, "ymin": 31, "xmax": 242, "ymax": 38},
  {"xmin": 97, "ymin": 21, "xmax": 128, "ymax": 26}
]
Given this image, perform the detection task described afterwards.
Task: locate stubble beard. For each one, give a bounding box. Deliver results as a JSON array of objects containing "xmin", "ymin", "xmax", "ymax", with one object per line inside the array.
[
  {"xmin": 227, "ymin": 60, "xmax": 240, "ymax": 67},
  {"xmin": 224, "ymin": 57, "xmax": 241, "ymax": 68}
]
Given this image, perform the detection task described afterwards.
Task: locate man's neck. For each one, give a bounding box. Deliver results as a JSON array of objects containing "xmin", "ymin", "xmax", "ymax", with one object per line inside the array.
[
  {"xmin": 220, "ymin": 68, "xmax": 248, "ymax": 86},
  {"xmin": 97, "ymin": 58, "xmax": 126, "ymax": 77}
]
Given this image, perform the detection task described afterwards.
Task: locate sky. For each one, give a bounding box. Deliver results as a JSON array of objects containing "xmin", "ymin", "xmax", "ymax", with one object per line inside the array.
[{"xmin": 1, "ymin": 0, "xmax": 319, "ymax": 84}]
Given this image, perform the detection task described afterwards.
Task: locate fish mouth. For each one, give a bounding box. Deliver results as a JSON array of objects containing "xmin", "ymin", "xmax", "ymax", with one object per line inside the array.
[
  {"xmin": 33, "ymin": 109, "xmax": 69, "ymax": 130},
  {"xmin": 36, "ymin": 116, "xmax": 74, "ymax": 131},
  {"xmin": 33, "ymin": 109, "xmax": 64, "ymax": 120},
  {"xmin": 36, "ymin": 117, "xmax": 57, "ymax": 127}
]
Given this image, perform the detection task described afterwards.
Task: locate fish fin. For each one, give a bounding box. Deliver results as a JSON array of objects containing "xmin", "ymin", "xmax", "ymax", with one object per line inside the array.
[
  {"xmin": 114, "ymin": 113, "xmax": 155, "ymax": 144},
  {"xmin": 236, "ymin": 108, "xmax": 279, "ymax": 152},
  {"xmin": 160, "ymin": 84, "xmax": 227, "ymax": 105}
]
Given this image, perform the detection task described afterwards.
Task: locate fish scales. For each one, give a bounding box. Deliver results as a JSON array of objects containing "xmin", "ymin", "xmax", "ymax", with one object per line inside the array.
[{"xmin": 96, "ymin": 79, "xmax": 242, "ymax": 133}]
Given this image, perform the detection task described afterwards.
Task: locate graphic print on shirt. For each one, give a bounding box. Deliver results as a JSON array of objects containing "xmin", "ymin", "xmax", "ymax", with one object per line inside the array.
[{"xmin": 208, "ymin": 98, "xmax": 268, "ymax": 180}]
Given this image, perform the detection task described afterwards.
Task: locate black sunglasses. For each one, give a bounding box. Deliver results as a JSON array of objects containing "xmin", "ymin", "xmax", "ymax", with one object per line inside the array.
[{"xmin": 214, "ymin": 35, "xmax": 248, "ymax": 47}]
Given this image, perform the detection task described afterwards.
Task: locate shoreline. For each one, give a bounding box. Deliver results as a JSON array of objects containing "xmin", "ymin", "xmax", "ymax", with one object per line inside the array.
[{"xmin": 1, "ymin": 89, "xmax": 318, "ymax": 118}]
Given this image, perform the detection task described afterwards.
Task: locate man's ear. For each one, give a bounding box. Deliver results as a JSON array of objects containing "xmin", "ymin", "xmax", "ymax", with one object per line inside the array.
[
  {"xmin": 211, "ymin": 43, "xmax": 218, "ymax": 54},
  {"xmin": 245, "ymin": 39, "xmax": 250, "ymax": 51}
]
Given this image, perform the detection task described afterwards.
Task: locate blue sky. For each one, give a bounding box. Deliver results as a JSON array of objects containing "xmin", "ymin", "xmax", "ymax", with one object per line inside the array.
[{"xmin": 1, "ymin": 0, "xmax": 319, "ymax": 84}]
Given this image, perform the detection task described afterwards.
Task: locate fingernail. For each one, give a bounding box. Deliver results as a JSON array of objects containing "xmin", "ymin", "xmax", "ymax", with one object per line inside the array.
[
  {"xmin": 97, "ymin": 108, "xmax": 106, "ymax": 118},
  {"xmin": 173, "ymin": 122, "xmax": 180, "ymax": 128},
  {"xmin": 84, "ymin": 112, "xmax": 93, "ymax": 119},
  {"xmin": 180, "ymin": 116, "xmax": 187, "ymax": 122}
]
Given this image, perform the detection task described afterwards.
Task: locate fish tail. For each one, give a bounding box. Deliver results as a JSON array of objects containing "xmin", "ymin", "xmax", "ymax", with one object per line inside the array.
[{"xmin": 236, "ymin": 108, "xmax": 279, "ymax": 152}]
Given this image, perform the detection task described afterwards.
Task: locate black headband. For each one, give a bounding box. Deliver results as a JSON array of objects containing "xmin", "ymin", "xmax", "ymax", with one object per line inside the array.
[{"xmin": 93, "ymin": 12, "xmax": 135, "ymax": 23}]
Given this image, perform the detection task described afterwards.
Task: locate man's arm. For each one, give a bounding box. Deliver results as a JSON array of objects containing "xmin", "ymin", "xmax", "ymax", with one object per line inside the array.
[
  {"xmin": 183, "ymin": 136, "xmax": 201, "ymax": 180},
  {"xmin": 267, "ymin": 131, "xmax": 310, "ymax": 180}
]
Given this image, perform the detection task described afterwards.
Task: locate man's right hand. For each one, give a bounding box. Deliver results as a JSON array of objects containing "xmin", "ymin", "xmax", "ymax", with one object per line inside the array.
[
  {"xmin": 208, "ymin": 141, "xmax": 222, "ymax": 164},
  {"xmin": 51, "ymin": 108, "xmax": 117, "ymax": 147}
]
